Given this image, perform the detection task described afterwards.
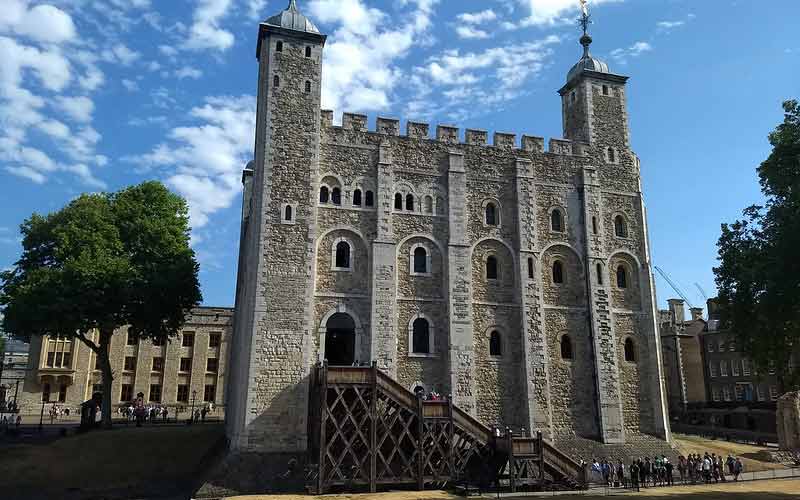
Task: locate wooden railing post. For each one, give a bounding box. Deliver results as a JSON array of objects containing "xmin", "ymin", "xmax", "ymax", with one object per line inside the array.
[
  {"xmin": 537, "ymin": 431, "xmax": 544, "ymax": 485},
  {"xmin": 370, "ymin": 361, "xmax": 378, "ymax": 493},
  {"xmin": 417, "ymin": 391, "xmax": 425, "ymax": 490},
  {"xmin": 447, "ymin": 395, "xmax": 455, "ymax": 480},
  {"xmin": 507, "ymin": 427, "xmax": 516, "ymax": 493},
  {"xmin": 317, "ymin": 361, "xmax": 329, "ymax": 494}
]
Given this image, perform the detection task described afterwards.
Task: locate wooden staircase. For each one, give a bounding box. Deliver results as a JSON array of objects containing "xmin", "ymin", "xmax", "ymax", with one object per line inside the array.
[{"xmin": 306, "ymin": 362, "xmax": 587, "ymax": 493}]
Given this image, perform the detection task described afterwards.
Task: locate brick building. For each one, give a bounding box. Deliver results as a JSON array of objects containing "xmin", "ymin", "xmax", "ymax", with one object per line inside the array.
[
  {"xmin": 12, "ymin": 307, "xmax": 232, "ymax": 415},
  {"xmin": 659, "ymin": 299, "xmax": 707, "ymax": 415},
  {"xmin": 227, "ymin": 0, "xmax": 671, "ymax": 461}
]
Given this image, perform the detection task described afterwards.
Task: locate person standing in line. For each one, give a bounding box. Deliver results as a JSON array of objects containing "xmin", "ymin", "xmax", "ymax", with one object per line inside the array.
[
  {"xmin": 702, "ymin": 454, "xmax": 712, "ymax": 484},
  {"xmin": 665, "ymin": 456, "xmax": 674, "ymax": 486},
  {"xmin": 734, "ymin": 457, "xmax": 743, "ymax": 481},
  {"xmin": 630, "ymin": 461, "xmax": 640, "ymax": 492}
]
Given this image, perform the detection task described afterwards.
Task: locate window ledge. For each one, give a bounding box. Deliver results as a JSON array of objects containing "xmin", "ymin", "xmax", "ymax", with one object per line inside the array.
[
  {"xmin": 410, "ymin": 272, "xmax": 433, "ymax": 278},
  {"xmin": 331, "ymin": 267, "xmax": 353, "ymax": 273},
  {"xmin": 408, "ymin": 352, "xmax": 438, "ymax": 359}
]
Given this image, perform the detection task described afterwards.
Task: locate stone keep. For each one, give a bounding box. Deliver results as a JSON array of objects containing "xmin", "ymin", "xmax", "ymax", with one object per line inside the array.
[{"xmin": 227, "ymin": 1, "xmax": 671, "ymax": 456}]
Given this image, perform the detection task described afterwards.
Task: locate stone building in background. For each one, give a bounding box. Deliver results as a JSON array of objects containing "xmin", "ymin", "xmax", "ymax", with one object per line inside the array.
[
  {"xmin": 12, "ymin": 307, "xmax": 232, "ymax": 415},
  {"xmin": 659, "ymin": 298, "xmax": 707, "ymax": 415},
  {"xmin": 227, "ymin": 0, "xmax": 671, "ymax": 460}
]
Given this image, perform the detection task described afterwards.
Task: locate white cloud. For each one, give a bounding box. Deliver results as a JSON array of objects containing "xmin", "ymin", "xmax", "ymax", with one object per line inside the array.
[
  {"xmin": 610, "ymin": 40, "xmax": 652, "ymax": 63},
  {"xmin": 175, "ymin": 66, "xmax": 203, "ymax": 79},
  {"xmin": 247, "ymin": 0, "xmax": 268, "ymax": 21},
  {"xmin": 456, "ymin": 9, "xmax": 497, "ymax": 24},
  {"xmin": 657, "ymin": 20, "xmax": 685, "ymax": 30},
  {"xmin": 159, "ymin": 45, "xmax": 178, "ymax": 57},
  {"xmin": 511, "ymin": 0, "xmax": 621, "ymax": 28},
  {"xmin": 126, "ymin": 95, "xmax": 256, "ymax": 227},
  {"xmin": 407, "ymin": 35, "xmax": 560, "ymax": 120},
  {"xmin": 54, "ymin": 96, "xmax": 94, "ymax": 122},
  {"xmin": 455, "ymin": 26, "xmax": 490, "ymax": 40},
  {"xmin": 183, "ymin": 0, "xmax": 235, "ymax": 51},
  {"xmin": 0, "ymin": 2, "xmax": 76, "ymax": 44},
  {"xmin": 102, "ymin": 43, "xmax": 141, "ymax": 65},
  {"xmin": 122, "ymin": 78, "xmax": 139, "ymax": 91},
  {"xmin": 308, "ymin": 0, "xmax": 439, "ymax": 114}
]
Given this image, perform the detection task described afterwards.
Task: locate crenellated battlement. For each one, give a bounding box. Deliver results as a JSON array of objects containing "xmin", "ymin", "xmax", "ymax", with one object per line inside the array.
[{"xmin": 321, "ymin": 110, "xmax": 589, "ymax": 156}]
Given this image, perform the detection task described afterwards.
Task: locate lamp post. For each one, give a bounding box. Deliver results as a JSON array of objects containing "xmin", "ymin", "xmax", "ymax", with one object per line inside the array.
[{"xmin": 189, "ymin": 390, "xmax": 197, "ymax": 425}]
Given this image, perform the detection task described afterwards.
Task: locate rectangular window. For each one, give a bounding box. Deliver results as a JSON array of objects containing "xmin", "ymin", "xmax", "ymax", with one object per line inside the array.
[
  {"xmin": 58, "ymin": 383, "xmax": 67, "ymax": 402},
  {"xmin": 127, "ymin": 332, "xmax": 137, "ymax": 345},
  {"xmin": 723, "ymin": 386, "xmax": 731, "ymax": 401},
  {"xmin": 709, "ymin": 363, "xmax": 717, "ymax": 378},
  {"xmin": 712, "ymin": 387, "xmax": 720, "ymax": 402},
  {"xmin": 42, "ymin": 383, "xmax": 51, "ymax": 402},
  {"xmin": 729, "ymin": 341, "xmax": 736, "ymax": 351},
  {"xmin": 149, "ymin": 384, "xmax": 162, "ymax": 403},
  {"xmin": 182, "ymin": 332, "xmax": 194, "ymax": 347},
  {"xmin": 206, "ymin": 358, "xmax": 219, "ymax": 373},
  {"xmin": 769, "ymin": 360, "xmax": 776, "ymax": 375},
  {"xmin": 757, "ymin": 385, "xmax": 766, "ymax": 401},
  {"xmin": 177, "ymin": 384, "xmax": 190, "ymax": 403},
  {"xmin": 179, "ymin": 357, "xmax": 192, "ymax": 372},
  {"xmin": 62, "ymin": 352, "xmax": 71, "ymax": 368},
  {"xmin": 732, "ymin": 360, "xmax": 740, "ymax": 377},
  {"xmin": 718, "ymin": 341, "xmax": 725, "ymax": 351},
  {"xmin": 120, "ymin": 384, "xmax": 133, "ymax": 402},
  {"xmin": 46, "ymin": 352, "xmax": 55, "ymax": 367},
  {"xmin": 734, "ymin": 385, "xmax": 744, "ymax": 401},
  {"xmin": 55, "ymin": 352, "xmax": 63, "ymax": 367},
  {"xmin": 742, "ymin": 359, "xmax": 751, "ymax": 376},
  {"xmin": 203, "ymin": 384, "xmax": 216, "ymax": 403},
  {"xmin": 708, "ymin": 342, "xmax": 714, "ymax": 353},
  {"xmin": 770, "ymin": 386, "xmax": 779, "ymax": 401},
  {"xmin": 720, "ymin": 360, "xmax": 728, "ymax": 377},
  {"xmin": 124, "ymin": 356, "xmax": 136, "ymax": 371},
  {"xmin": 209, "ymin": 333, "xmax": 221, "ymax": 348},
  {"xmin": 152, "ymin": 357, "xmax": 164, "ymax": 372}
]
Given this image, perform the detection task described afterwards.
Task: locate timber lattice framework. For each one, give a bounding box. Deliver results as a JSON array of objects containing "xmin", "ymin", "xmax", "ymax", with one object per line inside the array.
[{"xmin": 306, "ymin": 362, "xmax": 588, "ymax": 494}]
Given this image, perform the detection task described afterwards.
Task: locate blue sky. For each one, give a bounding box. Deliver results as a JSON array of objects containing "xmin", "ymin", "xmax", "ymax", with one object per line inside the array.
[{"xmin": 0, "ymin": 0, "xmax": 797, "ymax": 316}]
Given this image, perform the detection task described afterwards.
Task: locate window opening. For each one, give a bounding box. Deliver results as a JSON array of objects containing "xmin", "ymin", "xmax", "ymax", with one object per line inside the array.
[
  {"xmin": 552, "ymin": 261, "xmax": 564, "ymax": 284},
  {"xmin": 616, "ymin": 265, "xmax": 627, "ymax": 288},
  {"xmin": 489, "ymin": 331, "xmax": 502, "ymax": 356},
  {"xmin": 486, "ymin": 256, "xmax": 498, "ymax": 280},
  {"xmin": 406, "ymin": 194, "xmax": 414, "ymax": 211},
  {"xmin": 412, "ymin": 318, "xmax": 430, "ymax": 354},
  {"xmin": 394, "ymin": 193, "xmax": 403, "ymax": 210},
  {"xmin": 335, "ymin": 241, "xmax": 350, "ymax": 269},
  {"xmin": 561, "ymin": 335, "xmax": 573, "ymax": 360},
  {"xmin": 596, "ymin": 263, "xmax": 603, "ymax": 285},
  {"xmin": 624, "ymin": 338, "xmax": 636, "ymax": 362},
  {"xmin": 485, "ymin": 203, "xmax": 497, "ymax": 225},
  {"xmin": 284, "ymin": 205, "xmax": 293, "ymax": 221},
  {"xmin": 551, "ymin": 209, "xmax": 563, "ymax": 232},
  {"xmin": 331, "ymin": 187, "xmax": 341, "ymax": 205},
  {"xmin": 413, "ymin": 247, "xmax": 428, "ymax": 274},
  {"xmin": 365, "ymin": 191, "xmax": 374, "ymax": 206},
  {"xmin": 319, "ymin": 186, "xmax": 329, "ymax": 203},
  {"xmin": 353, "ymin": 189, "xmax": 362, "ymax": 206}
]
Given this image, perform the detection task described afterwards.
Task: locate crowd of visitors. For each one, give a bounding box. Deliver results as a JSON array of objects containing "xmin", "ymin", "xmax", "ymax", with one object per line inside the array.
[
  {"xmin": 117, "ymin": 401, "xmax": 217, "ymax": 425},
  {"xmin": 589, "ymin": 453, "xmax": 745, "ymax": 490}
]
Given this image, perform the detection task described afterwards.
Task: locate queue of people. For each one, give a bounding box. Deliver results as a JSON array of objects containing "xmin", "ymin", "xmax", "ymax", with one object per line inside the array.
[{"xmin": 588, "ymin": 453, "xmax": 745, "ymax": 490}]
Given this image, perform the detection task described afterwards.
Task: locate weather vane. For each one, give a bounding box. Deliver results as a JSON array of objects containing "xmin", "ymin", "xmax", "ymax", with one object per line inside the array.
[{"xmin": 579, "ymin": 0, "xmax": 592, "ymax": 35}]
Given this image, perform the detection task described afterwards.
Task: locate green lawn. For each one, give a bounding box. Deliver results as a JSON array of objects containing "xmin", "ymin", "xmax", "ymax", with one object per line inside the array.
[{"xmin": 0, "ymin": 423, "xmax": 225, "ymax": 500}]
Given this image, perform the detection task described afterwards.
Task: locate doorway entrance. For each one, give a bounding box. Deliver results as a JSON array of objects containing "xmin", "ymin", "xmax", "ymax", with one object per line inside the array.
[{"xmin": 324, "ymin": 313, "xmax": 356, "ymax": 366}]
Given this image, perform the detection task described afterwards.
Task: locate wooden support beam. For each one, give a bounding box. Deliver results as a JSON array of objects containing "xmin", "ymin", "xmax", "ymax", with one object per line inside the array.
[
  {"xmin": 370, "ymin": 362, "xmax": 378, "ymax": 493},
  {"xmin": 417, "ymin": 392, "xmax": 424, "ymax": 490}
]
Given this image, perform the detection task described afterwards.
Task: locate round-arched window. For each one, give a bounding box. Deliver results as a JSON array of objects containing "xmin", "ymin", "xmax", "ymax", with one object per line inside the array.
[
  {"xmin": 614, "ymin": 215, "xmax": 628, "ymax": 238},
  {"xmin": 551, "ymin": 209, "xmax": 564, "ymax": 232},
  {"xmin": 413, "ymin": 247, "xmax": 428, "ymax": 274},
  {"xmin": 624, "ymin": 338, "xmax": 636, "ymax": 362},
  {"xmin": 616, "ymin": 265, "xmax": 627, "ymax": 288},
  {"xmin": 552, "ymin": 261, "xmax": 564, "ymax": 284},
  {"xmin": 485, "ymin": 203, "xmax": 497, "ymax": 225},
  {"xmin": 486, "ymin": 256, "xmax": 498, "ymax": 280},
  {"xmin": 412, "ymin": 318, "xmax": 430, "ymax": 354},
  {"xmin": 560, "ymin": 335, "xmax": 573, "ymax": 360},
  {"xmin": 489, "ymin": 331, "xmax": 502, "ymax": 356},
  {"xmin": 335, "ymin": 241, "xmax": 350, "ymax": 269}
]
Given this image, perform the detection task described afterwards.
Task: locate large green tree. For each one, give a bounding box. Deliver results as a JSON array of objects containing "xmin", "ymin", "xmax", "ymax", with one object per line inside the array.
[
  {"xmin": 714, "ymin": 99, "xmax": 800, "ymax": 388},
  {"xmin": 0, "ymin": 181, "xmax": 202, "ymax": 428}
]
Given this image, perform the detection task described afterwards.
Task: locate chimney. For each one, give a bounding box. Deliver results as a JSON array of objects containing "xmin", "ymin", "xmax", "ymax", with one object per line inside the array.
[
  {"xmin": 690, "ymin": 307, "xmax": 704, "ymax": 321},
  {"xmin": 706, "ymin": 298, "xmax": 720, "ymax": 321},
  {"xmin": 667, "ymin": 298, "xmax": 686, "ymax": 324}
]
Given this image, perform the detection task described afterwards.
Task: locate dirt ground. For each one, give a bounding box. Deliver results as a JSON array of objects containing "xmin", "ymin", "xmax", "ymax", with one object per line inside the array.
[
  {"xmin": 227, "ymin": 478, "xmax": 800, "ymax": 500},
  {"xmin": 672, "ymin": 433, "xmax": 783, "ymax": 472}
]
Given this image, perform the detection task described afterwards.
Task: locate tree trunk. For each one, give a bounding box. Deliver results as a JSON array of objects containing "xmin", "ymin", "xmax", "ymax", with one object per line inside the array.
[{"xmin": 98, "ymin": 328, "xmax": 114, "ymax": 429}]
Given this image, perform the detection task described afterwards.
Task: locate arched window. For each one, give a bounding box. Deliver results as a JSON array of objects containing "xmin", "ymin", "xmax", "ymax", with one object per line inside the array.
[
  {"xmin": 592, "ymin": 216, "xmax": 598, "ymax": 234},
  {"xmin": 365, "ymin": 191, "xmax": 374, "ymax": 207},
  {"xmin": 319, "ymin": 186, "xmax": 329, "ymax": 203},
  {"xmin": 406, "ymin": 194, "xmax": 414, "ymax": 211},
  {"xmin": 273, "ymin": 74, "xmax": 280, "ymax": 87},
  {"xmin": 352, "ymin": 189, "xmax": 362, "ymax": 206},
  {"xmin": 413, "ymin": 247, "xmax": 428, "ymax": 274},
  {"xmin": 335, "ymin": 241, "xmax": 350, "ymax": 269},
  {"xmin": 486, "ymin": 256, "xmax": 498, "ymax": 280},
  {"xmin": 305, "ymin": 80, "xmax": 311, "ymax": 93},
  {"xmin": 284, "ymin": 205, "xmax": 293, "ymax": 221},
  {"xmin": 608, "ymin": 147, "xmax": 616, "ymax": 163},
  {"xmin": 394, "ymin": 193, "xmax": 403, "ymax": 210},
  {"xmin": 602, "ymin": 85, "xmax": 609, "ymax": 96},
  {"xmin": 596, "ymin": 263, "xmax": 603, "ymax": 285},
  {"xmin": 614, "ymin": 215, "xmax": 628, "ymax": 238},
  {"xmin": 552, "ymin": 261, "xmax": 564, "ymax": 284},
  {"xmin": 276, "ymin": 41, "xmax": 283, "ymax": 52},
  {"xmin": 305, "ymin": 46, "xmax": 311, "ymax": 57},
  {"xmin": 551, "ymin": 209, "xmax": 563, "ymax": 232},
  {"xmin": 331, "ymin": 187, "xmax": 341, "ymax": 205},
  {"xmin": 412, "ymin": 318, "xmax": 430, "ymax": 354},
  {"xmin": 624, "ymin": 338, "xmax": 636, "ymax": 362},
  {"xmin": 424, "ymin": 196, "xmax": 433, "ymax": 214},
  {"xmin": 616, "ymin": 265, "xmax": 627, "ymax": 288},
  {"xmin": 489, "ymin": 331, "xmax": 502, "ymax": 356},
  {"xmin": 560, "ymin": 335, "xmax": 573, "ymax": 360},
  {"xmin": 485, "ymin": 202, "xmax": 497, "ymax": 225},
  {"xmin": 527, "ymin": 257, "xmax": 534, "ymax": 279}
]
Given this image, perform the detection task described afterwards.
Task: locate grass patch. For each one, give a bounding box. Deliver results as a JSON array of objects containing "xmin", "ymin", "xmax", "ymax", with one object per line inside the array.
[{"xmin": 0, "ymin": 424, "xmax": 224, "ymax": 500}]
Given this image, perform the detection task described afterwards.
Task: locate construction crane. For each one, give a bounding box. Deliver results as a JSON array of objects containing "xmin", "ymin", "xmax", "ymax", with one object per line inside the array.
[
  {"xmin": 695, "ymin": 283, "xmax": 709, "ymax": 301},
  {"xmin": 654, "ymin": 266, "xmax": 694, "ymax": 308}
]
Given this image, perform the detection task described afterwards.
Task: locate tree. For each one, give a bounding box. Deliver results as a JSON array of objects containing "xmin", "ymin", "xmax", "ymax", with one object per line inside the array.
[
  {"xmin": 0, "ymin": 181, "xmax": 202, "ymax": 428},
  {"xmin": 714, "ymin": 100, "xmax": 800, "ymax": 388}
]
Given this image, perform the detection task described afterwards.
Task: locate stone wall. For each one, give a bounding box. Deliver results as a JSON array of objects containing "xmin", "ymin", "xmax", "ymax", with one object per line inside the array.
[{"xmin": 777, "ymin": 391, "xmax": 800, "ymax": 450}]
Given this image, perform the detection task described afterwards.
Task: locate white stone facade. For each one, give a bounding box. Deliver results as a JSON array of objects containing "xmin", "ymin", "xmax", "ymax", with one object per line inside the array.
[{"xmin": 227, "ymin": 4, "xmax": 671, "ymax": 455}]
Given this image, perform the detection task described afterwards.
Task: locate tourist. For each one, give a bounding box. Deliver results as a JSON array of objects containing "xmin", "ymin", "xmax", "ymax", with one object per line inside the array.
[
  {"xmin": 677, "ymin": 455, "xmax": 686, "ymax": 484},
  {"xmin": 711, "ymin": 453, "xmax": 720, "ymax": 483},
  {"xmin": 630, "ymin": 460, "xmax": 640, "ymax": 491},
  {"xmin": 726, "ymin": 454, "xmax": 735, "ymax": 476},
  {"xmin": 201, "ymin": 406, "xmax": 208, "ymax": 422},
  {"xmin": 733, "ymin": 457, "xmax": 743, "ymax": 481},
  {"xmin": 163, "ymin": 406, "xmax": 169, "ymax": 422},
  {"xmin": 702, "ymin": 454, "xmax": 712, "ymax": 483},
  {"xmin": 616, "ymin": 460, "xmax": 625, "ymax": 488},
  {"xmin": 601, "ymin": 459, "xmax": 611, "ymax": 486},
  {"xmin": 665, "ymin": 456, "xmax": 674, "ymax": 486},
  {"xmin": 16, "ymin": 415, "xmax": 22, "ymax": 427},
  {"xmin": 642, "ymin": 457, "xmax": 651, "ymax": 488}
]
